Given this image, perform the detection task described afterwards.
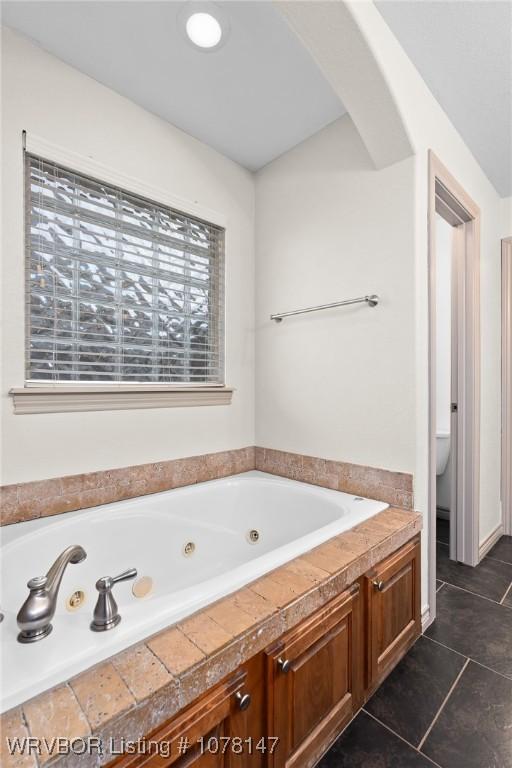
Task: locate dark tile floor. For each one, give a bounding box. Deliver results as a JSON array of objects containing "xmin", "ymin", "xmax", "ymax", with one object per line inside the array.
[
  {"xmin": 436, "ymin": 517, "xmax": 450, "ymax": 545},
  {"xmin": 436, "ymin": 540, "xmax": 512, "ymax": 602},
  {"xmin": 318, "ymin": 524, "xmax": 512, "ymax": 768}
]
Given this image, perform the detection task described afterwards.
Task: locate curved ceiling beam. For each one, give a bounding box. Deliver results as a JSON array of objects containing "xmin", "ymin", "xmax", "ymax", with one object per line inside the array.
[{"xmin": 275, "ymin": 0, "xmax": 414, "ymax": 169}]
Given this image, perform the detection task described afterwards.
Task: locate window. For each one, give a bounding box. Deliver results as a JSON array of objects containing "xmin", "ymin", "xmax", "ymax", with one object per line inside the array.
[{"xmin": 25, "ymin": 154, "xmax": 225, "ymax": 385}]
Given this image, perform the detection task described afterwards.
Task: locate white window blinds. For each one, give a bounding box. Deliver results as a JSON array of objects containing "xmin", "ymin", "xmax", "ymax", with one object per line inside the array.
[{"xmin": 26, "ymin": 154, "xmax": 225, "ymax": 384}]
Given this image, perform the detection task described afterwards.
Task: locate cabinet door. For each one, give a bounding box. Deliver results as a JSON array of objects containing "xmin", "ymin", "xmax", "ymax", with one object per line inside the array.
[
  {"xmin": 109, "ymin": 670, "xmax": 251, "ymax": 768},
  {"xmin": 365, "ymin": 536, "xmax": 421, "ymax": 691},
  {"xmin": 232, "ymin": 655, "xmax": 267, "ymax": 768},
  {"xmin": 265, "ymin": 584, "xmax": 362, "ymax": 768}
]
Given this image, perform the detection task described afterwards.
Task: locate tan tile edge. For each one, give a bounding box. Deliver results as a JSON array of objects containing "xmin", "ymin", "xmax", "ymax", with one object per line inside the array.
[
  {"xmin": 4, "ymin": 509, "xmax": 421, "ymax": 768},
  {"xmin": 1, "ymin": 447, "xmax": 414, "ymax": 526},
  {"xmin": 0, "ymin": 447, "xmax": 256, "ymax": 526},
  {"xmin": 98, "ymin": 512, "xmax": 421, "ymax": 763},
  {"xmin": 254, "ymin": 447, "xmax": 414, "ymax": 508}
]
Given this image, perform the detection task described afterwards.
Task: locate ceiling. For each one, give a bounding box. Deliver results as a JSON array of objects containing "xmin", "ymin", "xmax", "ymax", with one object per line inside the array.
[
  {"xmin": 2, "ymin": 1, "xmax": 511, "ymax": 194},
  {"xmin": 1, "ymin": 1, "xmax": 346, "ymax": 171},
  {"xmin": 376, "ymin": 0, "xmax": 512, "ymax": 197}
]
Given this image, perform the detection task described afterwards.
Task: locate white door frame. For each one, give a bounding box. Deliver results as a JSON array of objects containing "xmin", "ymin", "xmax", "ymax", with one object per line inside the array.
[
  {"xmin": 428, "ymin": 151, "xmax": 481, "ymax": 624},
  {"xmin": 503, "ymin": 238, "xmax": 512, "ymax": 536}
]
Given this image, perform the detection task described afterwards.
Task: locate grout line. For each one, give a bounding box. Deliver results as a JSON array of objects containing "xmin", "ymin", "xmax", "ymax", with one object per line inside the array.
[
  {"xmin": 484, "ymin": 553, "xmax": 512, "ymax": 566},
  {"xmin": 436, "ymin": 581, "xmax": 445, "ymax": 593},
  {"xmin": 422, "ymin": 633, "xmax": 469, "ymax": 661},
  {"xmin": 436, "ymin": 579, "xmax": 506, "ymax": 607},
  {"xmin": 499, "ymin": 581, "xmax": 512, "ymax": 605},
  {"xmin": 437, "ymin": 541, "xmax": 512, "ymax": 580},
  {"xmin": 362, "ymin": 710, "xmax": 443, "ymax": 768},
  {"xmin": 469, "ymin": 657, "xmax": 512, "ymax": 683},
  {"xmin": 424, "ymin": 634, "xmax": 512, "ymax": 683},
  {"xmin": 417, "ymin": 658, "xmax": 470, "ymax": 751}
]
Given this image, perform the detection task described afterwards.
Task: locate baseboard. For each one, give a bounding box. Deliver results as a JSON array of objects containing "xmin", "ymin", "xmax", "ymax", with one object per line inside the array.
[
  {"xmin": 479, "ymin": 523, "xmax": 503, "ymax": 560},
  {"xmin": 421, "ymin": 605, "xmax": 432, "ymax": 633}
]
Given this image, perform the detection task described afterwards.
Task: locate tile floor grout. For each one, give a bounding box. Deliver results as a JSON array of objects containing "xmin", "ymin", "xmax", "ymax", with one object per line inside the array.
[
  {"xmin": 436, "ymin": 525, "xmax": 512, "ymax": 603},
  {"xmin": 464, "ymin": 656, "xmax": 512, "ymax": 683},
  {"xmin": 319, "ymin": 532, "xmax": 512, "ymax": 767},
  {"xmin": 362, "ymin": 709, "xmax": 444, "ymax": 768},
  {"xmin": 424, "ymin": 621, "xmax": 512, "ymax": 682},
  {"xmin": 436, "ymin": 576, "xmax": 511, "ymax": 606},
  {"xmin": 422, "ymin": 632, "xmax": 468, "ymax": 660},
  {"xmin": 417, "ymin": 658, "xmax": 470, "ymax": 751},
  {"xmin": 438, "ymin": 539, "xmax": 512, "ymax": 566},
  {"xmin": 499, "ymin": 580, "xmax": 512, "ymax": 605},
  {"xmin": 484, "ymin": 553, "xmax": 512, "ymax": 566}
]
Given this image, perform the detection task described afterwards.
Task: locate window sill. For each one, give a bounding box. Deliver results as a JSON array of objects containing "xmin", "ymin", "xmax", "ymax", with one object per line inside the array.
[{"xmin": 9, "ymin": 386, "xmax": 234, "ymax": 414}]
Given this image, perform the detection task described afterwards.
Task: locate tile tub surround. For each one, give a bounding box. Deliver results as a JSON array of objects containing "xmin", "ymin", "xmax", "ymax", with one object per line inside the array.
[
  {"xmin": 1, "ymin": 506, "xmax": 421, "ymax": 768},
  {"xmin": 254, "ymin": 448, "xmax": 414, "ymax": 509},
  {"xmin": 0, "ymin": 448, "xmax": 256, "ymax": 526},
  {"xmin": 0, "ymin": 447, "xmax": 413, "ymax": 525}
]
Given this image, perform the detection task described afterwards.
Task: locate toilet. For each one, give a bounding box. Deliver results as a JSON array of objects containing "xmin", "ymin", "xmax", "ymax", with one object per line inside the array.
[{"xmin": 436, "ymin": 431, "xmax": 451, "ymax": 475}]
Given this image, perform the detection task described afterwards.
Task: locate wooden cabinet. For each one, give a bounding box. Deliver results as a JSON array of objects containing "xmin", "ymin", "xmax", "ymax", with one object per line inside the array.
[
  {"xmin": 108, "ymin": 537, "xmax": 420, "ymax": 768},
  {"xmin": 110, "ymin": 664, "xmax": 258, "ymax": 768},
  {"xmin": 265, "ymin": 584, "xmax": 362, "ymax": 768},
  {"xmin": 235, "ymin": 654, "xmax": 267, "ymax": 768},
  {"xmin": 364, "ymin": 537, "xmax": 421, "ymax": 692}
]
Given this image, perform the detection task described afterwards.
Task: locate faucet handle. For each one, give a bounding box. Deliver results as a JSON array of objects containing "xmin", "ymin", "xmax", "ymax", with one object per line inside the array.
[
  {"xmin": 112, "ymin": 568, "xmax": 138, "ymax": 585},
  {"xmin": 95, "ymin": 568, "xmax": 137, "ymax": 593},
  {"xmin": 91, "ymin": 568, "xmax": 137, "ymax": 632}
]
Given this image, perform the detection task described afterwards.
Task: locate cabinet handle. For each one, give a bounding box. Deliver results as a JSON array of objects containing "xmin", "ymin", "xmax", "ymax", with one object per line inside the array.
[
  {"xmin": 235, "ymin": 691, "xmax": 251, "ymax": 711},
  {"xmin": 277, "ymin": 657, "xmax": 291, "ymax": 674},
  {"xmin": 372, "ymin": 579, "xmax": 385, "ymax": 591}
]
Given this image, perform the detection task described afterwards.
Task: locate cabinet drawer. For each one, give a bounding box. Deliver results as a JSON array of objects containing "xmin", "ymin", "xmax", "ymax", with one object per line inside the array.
[
  {"xmin": 265, "ymin": 584, "xmax": 363, "ymax": 768},
  {"xmin": 365, "ymin": 537, "xmax": 421, "ymax": 691}
]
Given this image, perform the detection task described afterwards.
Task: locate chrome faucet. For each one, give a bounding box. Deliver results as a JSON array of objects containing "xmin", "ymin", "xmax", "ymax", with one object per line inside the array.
[{"xmin": 16, "ymin": 545, "xmax": 87, "ymax": 643}]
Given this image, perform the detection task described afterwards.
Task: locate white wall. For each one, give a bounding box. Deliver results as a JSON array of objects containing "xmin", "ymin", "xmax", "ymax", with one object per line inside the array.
[
  {"xmin": 412, "ymin": 72, "xmax": 502, "ymax": 555},
  {"xmin": 0, "ymin": 27, "xmax": 256, "ymax": 484},
  {"xmin": 341, "ymin": 2, "xmax": 503, "ymax": 562},
  {"xmin": 502, "ymin": 197, "xmax": 512, "ymax": 238},
  {"xmin": 362, "ymin": 3, "xmax": 505, "ymax": 612},
  {"xmin": 255, "ymin": 115, "xmax": 416, "ymax": 472},
  {"xmin": 261, "ymin": 1, "xmax": 504, "ymax": 615}
]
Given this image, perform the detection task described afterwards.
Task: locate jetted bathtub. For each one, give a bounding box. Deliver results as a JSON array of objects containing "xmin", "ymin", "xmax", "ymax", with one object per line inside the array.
[{"xmin": 0, "ymin": 471, "xmax": 388, "ymax": 711}]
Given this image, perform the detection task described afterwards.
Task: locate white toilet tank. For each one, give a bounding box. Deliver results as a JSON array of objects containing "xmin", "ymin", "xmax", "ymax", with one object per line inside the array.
[{"xmin": 436, "ymin": 431, "xmax": 451, "ymax": 475}]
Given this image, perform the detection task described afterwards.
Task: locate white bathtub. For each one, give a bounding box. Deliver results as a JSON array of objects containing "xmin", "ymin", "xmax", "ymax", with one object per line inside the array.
[{"xmin": 0, "ymin": 471, "xmax": 387, "ymax": 712}]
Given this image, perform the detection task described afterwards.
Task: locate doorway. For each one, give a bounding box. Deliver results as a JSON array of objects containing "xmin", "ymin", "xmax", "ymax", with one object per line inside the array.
[
  {"xmin": 428, "ymin": 151, "xmax": 481, "ymax": 624},
  {"xmin": 503, "ymin": 237, "xmax": 512, "ymax": 537},
  {"xmin": 434, "ymin": 214, "xmax": 457, "ymax": 559}
]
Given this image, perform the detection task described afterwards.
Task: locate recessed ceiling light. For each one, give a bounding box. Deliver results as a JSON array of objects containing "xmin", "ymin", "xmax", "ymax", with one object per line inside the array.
[
  {"xmin": 179, "ymin": 2, "xmax": 230, "ymax": 52},
  {"xmin": 186, "ymin": 12, "xmax": 222, "ymax": 49}
]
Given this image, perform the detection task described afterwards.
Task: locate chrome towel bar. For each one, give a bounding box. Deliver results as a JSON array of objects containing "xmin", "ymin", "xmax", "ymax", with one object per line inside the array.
[{"xmin": 270, "ymin": 294, "xmax": 379, "ymax": 323}]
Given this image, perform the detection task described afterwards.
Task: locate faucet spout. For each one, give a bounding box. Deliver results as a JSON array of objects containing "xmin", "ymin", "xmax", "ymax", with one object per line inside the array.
[
  {"xmin": 16, "ymin": 545, "xmax": 87, "ymax": 643},
  {"xmin": 45, "ymin": 545, "xmax": 87, "ymax": 601}
]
